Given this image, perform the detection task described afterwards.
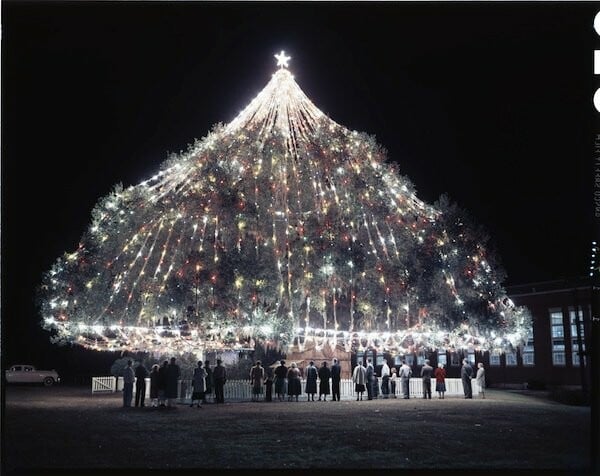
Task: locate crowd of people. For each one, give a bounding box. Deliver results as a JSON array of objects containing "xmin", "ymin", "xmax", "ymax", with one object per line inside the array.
[
  {"xmin": 270, "ymin": 359, "xmax": 342, "ymax": 402},
  {"xmin": 122, "ymin": 357, "xmax": 228, "ymax": 408},
  {"xmin": 122, "ymin": 356, "xmax": 486, "ymax": 407}
]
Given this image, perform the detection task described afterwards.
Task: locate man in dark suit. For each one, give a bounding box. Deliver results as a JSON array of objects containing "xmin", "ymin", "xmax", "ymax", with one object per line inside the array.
[
  {"xmin": 461, "ymin": 358, "xmax": 474, "ymax": 399},
  {"xmin": 213, "ymin": 358, "xmax": 227, "ymax": 403},
  {"xmin": 365, "ymin": 358, "xmax": 375, "ymax": 400},
  {"xmin": 420, "ymin": 359, "xmax": 433, "ymax": 399},
  {"xmin": 134, "ymin": 362, "xmax": 148, "ymax": 407},
  {"xmin": 331, "ymin": 358, "xmax": 341, "ymax": 401}
]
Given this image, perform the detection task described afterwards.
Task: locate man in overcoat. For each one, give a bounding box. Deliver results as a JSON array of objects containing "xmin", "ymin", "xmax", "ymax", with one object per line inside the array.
[
  {"xmin": 213, "ymin": 358, "xmax": 227, "ymax": 403},
  {"xmin": 461, "ymin": 358, "xmax": 473, "ymax": 398},
  {"xmin": 331, "ymin": 358, "xmax": 341, "ymax": 401},
  {"xmin": 365, "ymin": 358, "xmax": 375, "ymax": 400},
  {"xmin": 166, "ymin": 357, "xmax": 180, "ymax": 407}
]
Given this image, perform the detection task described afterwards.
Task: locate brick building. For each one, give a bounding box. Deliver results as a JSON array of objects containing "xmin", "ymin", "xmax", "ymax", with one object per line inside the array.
[
  {"xmin": 347, "ymin": 277, "xmax": 596, "ymax": 390},
  {"xmin": 489, "ymin": 277, "xmax": 595, "ymax": 389}
]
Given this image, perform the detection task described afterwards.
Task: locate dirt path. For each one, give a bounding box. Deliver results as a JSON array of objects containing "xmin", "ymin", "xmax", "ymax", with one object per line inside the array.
[{"xmin": 3, "ymin": 386, "xmax": 593, "ymax": 474}]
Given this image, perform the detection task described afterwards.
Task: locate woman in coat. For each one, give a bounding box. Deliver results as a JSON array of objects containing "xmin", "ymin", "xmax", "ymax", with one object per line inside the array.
[
  {"xmin": 434, "ymin": 363, "xmax": 447, "ymax": 399},
  {"xmin": 286, "ymin": 362, "xmax": 301, "ymax": 401},
  {"xmin": 250, "ymin": 361, "xmax": 265, "ymax": 402},
  {"xmin": 191, "ymin": 361, "xmax": 207, "ymax": 407},
  {"xmin": 318, "ymin": 361, "xmax": 331, "ymax": 401},
  {"xmin": 203, "ymin": 360, "xmax": 213, "ymax": 403},
  {"xmin": 274, "ymin": 360, "xmax": 288, "ymax": 402},
  {"xmin": 157, "ymin": 360, "xmax": 169, "ymax": 407},
  {"xmin": 475, "ymin": 362, "xmax": 486, "ymax": 399},
  {"xmin": 265, "ymin": 369, "xmax": 274, "ymax": 402},
  {"xmin": 166, "ymin": 357, "xmax": 180, "ymax": 407},
  {"xmin": 352, "ymin": 361, "xmax": 367, "ymax": 401},
  {"xmin": 149, "ymin": 364, "xmax": 160, "ymax": 407},
  {"xmin": 304, "ymin": 361, "xmax": 318, "ymax": 401}
]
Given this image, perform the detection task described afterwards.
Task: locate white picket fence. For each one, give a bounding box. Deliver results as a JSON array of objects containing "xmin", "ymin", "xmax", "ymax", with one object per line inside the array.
[
  {"xmin": 93, "ymin": 376, "xmax": 481, "ymax": 401},
  {"xmin": 91, "ymin": 376, "xmax": 116, "ymax": 393}
]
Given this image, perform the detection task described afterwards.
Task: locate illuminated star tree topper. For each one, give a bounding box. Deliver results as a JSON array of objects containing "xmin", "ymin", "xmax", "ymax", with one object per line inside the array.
[{"xmin": 274, "ymin": 50, "xmax": 291, "ymax": 68}]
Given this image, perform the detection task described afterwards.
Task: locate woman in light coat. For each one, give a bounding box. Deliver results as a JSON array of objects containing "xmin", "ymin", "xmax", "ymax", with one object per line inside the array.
[
  {"xmin": 149, "ymin": 364, "xmax": 160, "ymax": 407},
  {"xmin": 475, "ymin": 362, "xmax": 486, "ymax": 399},
  {"xmin": 352, "ymin": 361, "xmax": 367, "ymax": 401},
  {"xmin": 287, "ymin": 362, "xmax": 302, "ymax": 402}
]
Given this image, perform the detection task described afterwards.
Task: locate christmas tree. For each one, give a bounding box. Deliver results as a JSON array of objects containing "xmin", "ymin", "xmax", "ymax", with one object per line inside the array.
[{"xmin": 39, "ymin": 52, "xmax": 531, "ymax": 356}]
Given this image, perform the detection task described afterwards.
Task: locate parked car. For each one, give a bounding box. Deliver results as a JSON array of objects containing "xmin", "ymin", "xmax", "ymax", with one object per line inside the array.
[{"xmin": 5, "ymin": 365, "xmax": 60, "ymax": 386}]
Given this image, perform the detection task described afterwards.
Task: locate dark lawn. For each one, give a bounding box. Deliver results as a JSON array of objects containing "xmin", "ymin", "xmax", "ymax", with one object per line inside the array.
[{"xmin": 2, "ymin": 385, "xmax": 593, "ymax": 474}]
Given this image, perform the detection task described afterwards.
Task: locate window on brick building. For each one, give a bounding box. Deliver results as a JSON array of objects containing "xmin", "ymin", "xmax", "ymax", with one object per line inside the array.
[
  {"xmin": 550, "ymin": 309, "xmax": 566, "ymax": 366},
  {"xmin": 569, "ymin": 308, "xmax": 586, "ymax": 367},
  {"xmin": 490, "ymin": 351, "xmax": 501, "ymax": 366},
  {"xmin": 437, "ymin": 349, "xmax": 447, "ymax": 367},
  {"xmin": 522, "ymin": 338, "xmax": 535, "ymax": 366},
  {"xmin": 505, "ymin": 351, "xmax": 517, "ymax": 366}
]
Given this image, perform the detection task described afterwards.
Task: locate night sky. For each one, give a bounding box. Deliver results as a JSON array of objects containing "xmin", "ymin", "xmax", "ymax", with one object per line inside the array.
[{"xmin": 2, "ymin": 1, "xmax": 598, "ymax": 365}]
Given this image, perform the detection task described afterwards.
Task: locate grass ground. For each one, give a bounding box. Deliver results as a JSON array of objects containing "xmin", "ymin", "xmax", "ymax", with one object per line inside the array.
[{"xmin": 2, "ymin": 385, "xmax": 594, "ymax": 475}]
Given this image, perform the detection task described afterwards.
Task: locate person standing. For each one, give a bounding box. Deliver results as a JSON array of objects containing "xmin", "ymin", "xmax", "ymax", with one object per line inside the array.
[
  {"xmin": 461, "ymin": 358, "xmax": 474, "ymax": 399},
  {"xmin": 287, "ymin": 362, "xmax": 301, "ymax": 401},
  {"xmin": 381, "ymin": 359, "xmax": 391, "ymax": 398},
  {"xmin": 134, "ymin": 361, "xmax": 148, "ymax": 407},
  {"xmin": 475, "ymin": 362, "xmax": 486, "ymax": 399},
  {"xmin": 331, "ymin": 358, "xmax": 341, "ymax": 402},
  {"xmin": 365, "ymin": 358, "xmax": 375, "ymax": 400},
  {"xmin": 318, "ymin": 361, "xmax": 331, "ymax": 401},
  {"xmin": 274, "ymin": 360, "xmax": 288, "ymax": 402},
  {"xmin": 158, "ymin": 360, "xmax": 168, "ymax": 407},
  {"xmin": 203, "ymin": 360, "xmax": 213, "ymax": 403},
  {"xmin": 421, "ymin": 359, "xmax": 433, "ymax": 399},
  {"xmin": 213, "ymin": 359, "xmax": 227, "ymax": 403},
  {"xmin": 305, "ymin": 361, "xmax": 318, "ymax": 401},
  {"xmin": 372, "ymin": 373, "xmax": 380, "ymax": 399},
  {"xmin": 352, "ymin": 361, "xmax": 367, "ymax": 401},
  {"xmin": 399, "ymin": 360, "xmax": 412, "ymax": 399},
  {"xmin": 149, "ymin": 364, "xmax": 160, "ymax": 407},
  {"xmin": 191, "ymin": 361, "xmax": 207, "ymax": 408},
  {"xmin": 250, "ymin": 361, "xmax": 265, "ymax": 402},
  {"xmin": 390, "ymin": 367, "xmax": 398, "ymax": 398},
  {"xmin": 123, "ymin": 360, "xmax": 135, "ymax": 407},
  {"xmin": 265, "ymin": 368, "xmax": 274, "ymax": 402},
  {"xmin": 166, "ymin": 357, "xmax": 180, "ymax": 408},
  {"xmin": 434, "ymin": 363, "xmax": 447, "ymax": 399}
]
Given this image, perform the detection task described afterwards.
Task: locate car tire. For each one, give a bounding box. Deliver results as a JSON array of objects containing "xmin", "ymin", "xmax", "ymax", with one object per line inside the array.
[{"xmin": 43, "ymin": 377, "xmax": 54, "ymax": 387}]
